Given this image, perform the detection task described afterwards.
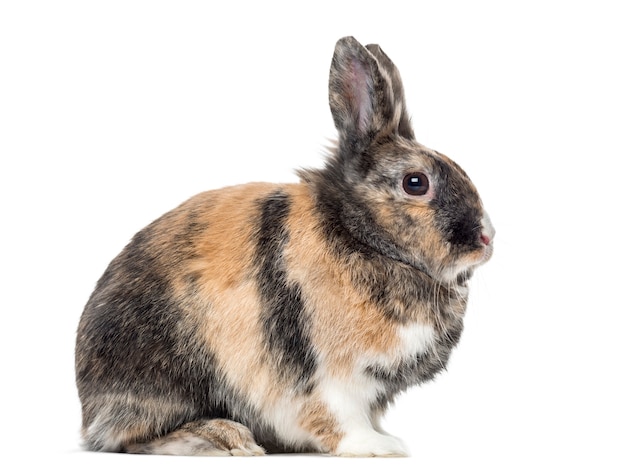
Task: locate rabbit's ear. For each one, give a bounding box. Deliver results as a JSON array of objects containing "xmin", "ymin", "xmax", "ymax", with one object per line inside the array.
[
  {"xmin": 365, "ymin": 44, "xmax": 415, "ymax": 141},
  {"xmin": 329, "ymin": 37, "xmax": 411, "ymax": 154}
]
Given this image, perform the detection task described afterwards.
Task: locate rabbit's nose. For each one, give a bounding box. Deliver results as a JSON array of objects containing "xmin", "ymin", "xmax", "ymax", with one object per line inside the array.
[{"xmin": 480, "ymin": 212, "xmax": 495, "ymax": 245}]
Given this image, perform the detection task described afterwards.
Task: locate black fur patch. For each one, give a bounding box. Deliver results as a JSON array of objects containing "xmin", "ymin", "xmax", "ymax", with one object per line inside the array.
[
  {"xmin": 310, "ymin": 160, "xmax": 418, "ymax": 267},
  {"xmin": 77, "ymin": 225, "xmax": 231, "ymax": 435},
  {"xmin": 77, "ymin": 226, "xmax": 200, "ymax": 400},
  {"xmin": 255, "ymin": 191, "xmax": 317, "ymax": 391},
  {"xmin": 430, "ymin": 159, "xmax": 483, "ymax": 250}
]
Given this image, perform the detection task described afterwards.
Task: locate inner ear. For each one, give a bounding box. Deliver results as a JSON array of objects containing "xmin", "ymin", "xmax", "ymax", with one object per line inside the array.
[{"xmin": 347, "ymin": 57, "xmax": 375, "ymax": 135}]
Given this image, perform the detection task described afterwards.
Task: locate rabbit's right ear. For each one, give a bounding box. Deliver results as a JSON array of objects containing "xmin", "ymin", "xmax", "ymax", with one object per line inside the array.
[{"xmin": 329, "ymin": 37, "xmax": 407, "ymax": 155}]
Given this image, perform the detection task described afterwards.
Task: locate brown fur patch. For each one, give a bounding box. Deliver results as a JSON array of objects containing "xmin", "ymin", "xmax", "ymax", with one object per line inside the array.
[
  {"xmin": 298, "ymin": 399, "xmax": 344, "ymax": 453},
  {"xmin": 282, "ymin": 184, "xmax": 403, "ymax": 378},
  {"xmin": 166, "ymin": 184, "xmax": 276, "ymax": 294}
]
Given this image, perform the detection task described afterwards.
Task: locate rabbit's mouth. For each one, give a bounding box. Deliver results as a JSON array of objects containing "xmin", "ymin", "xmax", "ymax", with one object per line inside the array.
[
  {"xmin": 433, "ymin": 233, "xmax": 495, "ymax": 284},
  {"xmin": 480, "ymin": 238, "xmax": 495, "ymax": 263}
]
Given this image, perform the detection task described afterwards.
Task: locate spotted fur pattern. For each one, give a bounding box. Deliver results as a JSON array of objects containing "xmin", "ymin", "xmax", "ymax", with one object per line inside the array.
[{"xmin": 75, "ymin": 36, "xmax": 494, "ymax": 457}]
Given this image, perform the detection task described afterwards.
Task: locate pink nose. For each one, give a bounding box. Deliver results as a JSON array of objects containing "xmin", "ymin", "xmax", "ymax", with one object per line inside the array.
[{"xmin": 480, "ymin": 234, "xmax": 491, "ymax": 246}]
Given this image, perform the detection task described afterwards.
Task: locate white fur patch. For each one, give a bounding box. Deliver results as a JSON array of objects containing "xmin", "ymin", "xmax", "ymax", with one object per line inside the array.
[
  {"xmin": 366, "ymin": 321, "xmax": 436, "ymax": 369},
  {"xmin": 335, "ymin": 430, "xmax": 409, "ymax": 457},
  {"xmin": 321, "ymin": 372, "xmax": 382, "ymax": 421},
  {"xmin": 397, "ymin": 322, "xmax": 436, "ymax": 358},
  {"xmin": 85, "ymin": 414, "xmax": 125, "ymax": 452},
  {"xmin": 319, "ymin": 374, "xmax": 409, "ymax": 456},
  {"xmin": 261, "ymin": 397, "xmax": 317, "ymax": 450}
]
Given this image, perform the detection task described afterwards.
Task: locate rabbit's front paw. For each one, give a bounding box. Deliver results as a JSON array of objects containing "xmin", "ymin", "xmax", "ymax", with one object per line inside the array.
[{"xmin": 334, "ymin": 430, "xmax": 409, "ymax": 457}]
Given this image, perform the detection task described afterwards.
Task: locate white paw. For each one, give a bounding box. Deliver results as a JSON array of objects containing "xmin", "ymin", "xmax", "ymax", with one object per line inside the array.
[{"xmin": 334, "ymin": 430, "xmax": 409, "ymax": 457}]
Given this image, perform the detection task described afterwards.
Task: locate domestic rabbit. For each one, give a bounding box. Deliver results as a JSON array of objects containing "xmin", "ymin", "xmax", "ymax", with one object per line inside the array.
[{"xmin": 75, "ymin": 36, "xmax": 495, "ymax": 457}]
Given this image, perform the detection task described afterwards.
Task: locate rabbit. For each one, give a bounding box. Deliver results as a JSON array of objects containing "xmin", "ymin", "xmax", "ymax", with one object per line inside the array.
[{"xmin": 75, "ymin": 36, "xmax": 495, "ymax": 457}]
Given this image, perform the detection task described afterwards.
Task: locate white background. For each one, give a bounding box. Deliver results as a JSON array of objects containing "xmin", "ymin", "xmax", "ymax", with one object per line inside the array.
[{"xmin": 1, "ymin": 1, "xmax": 624, "ymax": 474}]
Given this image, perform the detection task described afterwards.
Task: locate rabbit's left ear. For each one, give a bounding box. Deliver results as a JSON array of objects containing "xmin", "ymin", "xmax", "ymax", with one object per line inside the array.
[{"xmin": 329, "ymin": 37, "xmax": 413, "ymax": 154}]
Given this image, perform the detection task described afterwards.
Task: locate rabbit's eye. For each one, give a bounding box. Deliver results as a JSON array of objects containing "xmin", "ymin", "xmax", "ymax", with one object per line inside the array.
[{"xmin": 403, "ymin": 172, "xmax": 430, "ymax": 196}]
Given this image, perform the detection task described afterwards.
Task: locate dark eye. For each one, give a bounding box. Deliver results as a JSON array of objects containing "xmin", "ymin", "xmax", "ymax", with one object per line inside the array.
[{"xmin": 402, "ymin": 172, "xmax": 430, "ymax": 196}]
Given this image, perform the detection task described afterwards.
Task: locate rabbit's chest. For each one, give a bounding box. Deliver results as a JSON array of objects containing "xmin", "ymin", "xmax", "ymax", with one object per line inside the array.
[{"xmin": 361, "ymin": 316, "xmax": 465, "ymax": 396}]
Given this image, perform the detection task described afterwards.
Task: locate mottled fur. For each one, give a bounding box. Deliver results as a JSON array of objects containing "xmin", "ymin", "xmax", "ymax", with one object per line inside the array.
[{"xmin": 75, "ymin": 36, "xmax": 494, "ymax": 457}]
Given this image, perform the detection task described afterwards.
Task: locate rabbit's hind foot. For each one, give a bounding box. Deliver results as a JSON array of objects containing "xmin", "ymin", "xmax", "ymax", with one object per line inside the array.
[{"xmin": 124, "ymin": 418, "xmax": 265, "ymax": 456}]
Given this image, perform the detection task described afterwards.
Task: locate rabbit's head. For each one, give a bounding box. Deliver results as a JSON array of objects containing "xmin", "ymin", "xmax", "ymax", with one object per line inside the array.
[{"xmin": 302, "ymin": 36, "xmax": 494, "ymax": 284}]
